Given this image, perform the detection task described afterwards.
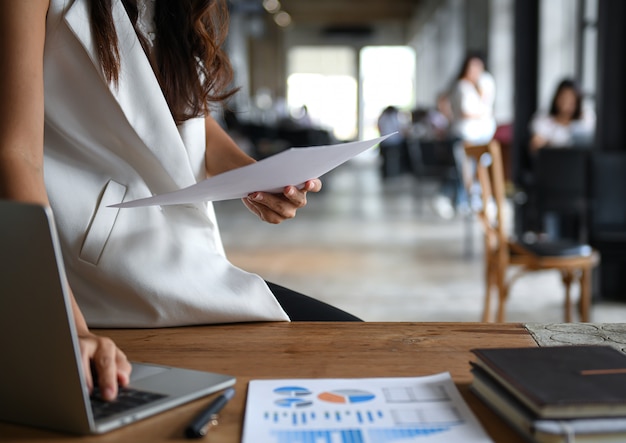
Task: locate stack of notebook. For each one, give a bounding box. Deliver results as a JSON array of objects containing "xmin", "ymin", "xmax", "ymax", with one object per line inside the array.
[{"xmin": 470, "ymin": 345, "xmax": 626, "ymax": 443}]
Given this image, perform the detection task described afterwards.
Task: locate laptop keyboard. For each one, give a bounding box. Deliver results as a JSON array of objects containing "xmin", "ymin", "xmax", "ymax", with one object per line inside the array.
[{"xmin": 90, "ymin": 387, "xmax": 167, "ymax": 420}]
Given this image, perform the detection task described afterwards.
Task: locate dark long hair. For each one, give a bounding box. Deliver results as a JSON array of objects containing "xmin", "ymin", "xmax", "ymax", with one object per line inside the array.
[
  {"xmin": 90, "ymin": 0, "xmax": 237, "ymax": 124},
  {"xmin": 456, "ymin": 51, "xmax": 487, "ymax": 81},
  {"xmin": 549, "ymin": 78, "xmax": 583, "ymax": 120}
]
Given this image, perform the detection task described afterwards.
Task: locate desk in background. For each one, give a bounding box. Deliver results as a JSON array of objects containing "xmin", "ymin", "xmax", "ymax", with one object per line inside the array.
[{"xmin": 0, "ymin": 322, "xmax": 537, "ymax": 443}]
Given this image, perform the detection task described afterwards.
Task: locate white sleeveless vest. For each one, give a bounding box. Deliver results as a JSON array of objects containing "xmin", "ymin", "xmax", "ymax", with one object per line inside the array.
[{"xmin": 43, "ymin": 0, "xmax": 289, "ymax": 327}]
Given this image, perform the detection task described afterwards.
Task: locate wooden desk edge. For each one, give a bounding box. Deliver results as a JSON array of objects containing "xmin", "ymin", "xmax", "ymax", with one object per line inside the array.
[{"xmin": 1, "ymin": 322, "xmax": 537, "ymax": 443}]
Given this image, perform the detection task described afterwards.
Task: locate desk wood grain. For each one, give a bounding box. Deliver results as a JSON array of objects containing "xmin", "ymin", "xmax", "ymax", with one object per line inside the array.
[{"xmin": 0, "ymin": 322, "xmax": 537, "ymax": 442}]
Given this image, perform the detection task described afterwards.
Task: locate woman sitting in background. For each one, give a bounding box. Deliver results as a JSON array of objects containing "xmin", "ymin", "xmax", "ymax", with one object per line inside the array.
[{"xmin": 529, "ymin": 79, "xmax": 595, "ymax": 152}]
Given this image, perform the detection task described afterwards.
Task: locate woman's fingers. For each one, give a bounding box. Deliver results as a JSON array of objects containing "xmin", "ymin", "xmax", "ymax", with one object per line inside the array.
[
  {"xmin": 78, "ymin": 334, "xmax": 132, "ymax": 401},
  {"xmin": 242, "ymin": 179, "xmax": 322, "ymax": 224}
]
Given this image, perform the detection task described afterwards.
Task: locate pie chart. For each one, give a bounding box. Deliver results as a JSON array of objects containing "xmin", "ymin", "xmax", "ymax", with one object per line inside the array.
[
  {"xmin": 318, "ymin": 389, "xmax": 376, "ymax": 404},
  {"xmin": 274, "ymin": 386, "xmax": 312, "ymax": 396}
]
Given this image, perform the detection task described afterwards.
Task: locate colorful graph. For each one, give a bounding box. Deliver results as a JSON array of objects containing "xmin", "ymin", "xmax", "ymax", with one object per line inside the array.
[
  {"xmin": 244, "ymin": 375, "xmax": 488, "ymax": 443},
  {"xmin": 274, "ymin": 386, "xmax": 312, "ymax": 397},
  {"xmin": 318, "ymin": 389, "xmax": 376, "ymax": 404}
]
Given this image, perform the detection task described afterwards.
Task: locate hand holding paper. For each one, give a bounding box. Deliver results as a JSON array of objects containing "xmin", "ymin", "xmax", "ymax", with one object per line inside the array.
[
  {"xmin": 109, "ymin": 135, "xmax": 392, "ymax": 208},
  {"xmin": 242, "ymin": 178, "xmax": 322, "ymax": 224}
]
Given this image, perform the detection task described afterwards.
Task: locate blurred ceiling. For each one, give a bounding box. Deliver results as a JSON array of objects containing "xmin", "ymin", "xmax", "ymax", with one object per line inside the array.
[
  {"xmin": 230, "ymin": 0, "xmax": 422, "ymax": 28},
  {"xmin": 279, "ymin": 0, "xmax": 422, "ymax": 27}
]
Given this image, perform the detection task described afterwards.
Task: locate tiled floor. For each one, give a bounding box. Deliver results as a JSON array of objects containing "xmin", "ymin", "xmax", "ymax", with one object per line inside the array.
[{"xmin": 215, "ymin": 154, "xmax": 626, "ymax": 324}]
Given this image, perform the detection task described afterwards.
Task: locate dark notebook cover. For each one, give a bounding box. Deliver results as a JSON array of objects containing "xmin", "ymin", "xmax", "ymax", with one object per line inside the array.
[
  {"xmin": 471, "ymin": 365, "xmax": 626, "ymax": 443},
  {"xmin": 471, "ymin": 345, "xmax": 626, "ymax": 419}
]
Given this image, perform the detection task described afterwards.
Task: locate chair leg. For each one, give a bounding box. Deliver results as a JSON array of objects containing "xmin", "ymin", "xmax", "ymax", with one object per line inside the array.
[
  {"xmin": 495, "ymin": 288, "xmax": 507, "ymax": 322},
  {"xmin": 482, "ymin": 265, "xmax": 494, "ymax": 322},
  {"xmin": 495, "ymin": 266, "xmax": 507, "ymax": 323},
  {"xmin": 562, "ymin": 271, "xmax": 574, "ymax": 323},
  {"xmin": 482, "ymin": 289, "xmax": 493, "ymax": 322},
  {"xmin": 579, "ymin": 267, "xmax": 592, "ymax": 322}
]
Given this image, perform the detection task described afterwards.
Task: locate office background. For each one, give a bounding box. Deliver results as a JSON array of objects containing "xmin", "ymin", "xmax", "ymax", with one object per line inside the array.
[{"xmin": 214, "ymin": 0, "xmax": 626, "ymax": 322}]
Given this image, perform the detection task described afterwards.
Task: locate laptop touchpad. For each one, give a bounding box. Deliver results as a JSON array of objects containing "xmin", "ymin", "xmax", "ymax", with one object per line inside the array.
[{"xmin": 129, "ymin": 363, "xmax": 170, "ymax": 383}]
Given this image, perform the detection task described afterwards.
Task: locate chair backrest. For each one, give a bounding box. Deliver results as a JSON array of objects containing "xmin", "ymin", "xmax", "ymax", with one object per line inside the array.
[
  {"xmin": 590, "ymin": 151, "xmax": 626, "ymax": 236},
  {"xmin": 462, "ymin": 141, "xmax": 508, "ymax": 259},
  {"xmin": 534, "ymin": 148, "xmax": 589, "ymax": 214},
  {"xmin": 408, "ymin": 138, "xmax": 459, "ymax": 179}
]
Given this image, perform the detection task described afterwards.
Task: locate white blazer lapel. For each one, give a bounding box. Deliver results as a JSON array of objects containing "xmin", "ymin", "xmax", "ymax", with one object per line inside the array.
[{"xmin": 64, "ymin": 0, "xmax": 199, "ymax": 192}]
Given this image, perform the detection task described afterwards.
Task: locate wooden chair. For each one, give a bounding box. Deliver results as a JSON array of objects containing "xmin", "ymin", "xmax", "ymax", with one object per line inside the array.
[{"xmin": 462, "ymin": 141, "xmax": 599, "ymax": 322}]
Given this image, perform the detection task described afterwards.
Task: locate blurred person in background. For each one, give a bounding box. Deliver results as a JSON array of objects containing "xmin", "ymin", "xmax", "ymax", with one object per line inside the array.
[
  {"xmin": 529, "ymin": 78, "xmax": 595, "ymax": 153},
  {"xmin": 377, "ymin": 106, "xmax": 410, "ymax": 180},
  {"xmin": 449, "ymin": 53, "xmax": 496, "ymax": 146}
]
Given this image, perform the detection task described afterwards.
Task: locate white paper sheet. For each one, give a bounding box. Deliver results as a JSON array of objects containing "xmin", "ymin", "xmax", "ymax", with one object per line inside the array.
[
  {"xmin": 241, "ymin": 372, "xmax": 493, "ymax": 443},
  {"xmin": 109, "ymin": 134, "xmax": 392, "ymax": 208}
]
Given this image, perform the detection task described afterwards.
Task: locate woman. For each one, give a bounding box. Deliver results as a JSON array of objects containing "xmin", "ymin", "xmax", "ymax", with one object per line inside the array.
[
  {"xmin": 529, "ymin": 79, "xmax": 595, "ymax": 240},
  {"xmin": 448, "ymin": 53, "xmax": 496, "ymax": 146},
  {"xmin": 0, "ymin": 0, "xmax": 358, "ymax": 402},
  {"xmin": 529, "ymin": 78, "xmax": 595, "ymax": 152}
]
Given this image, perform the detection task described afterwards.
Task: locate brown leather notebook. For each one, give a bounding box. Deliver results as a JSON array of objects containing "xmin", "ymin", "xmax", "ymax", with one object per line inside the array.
[{"xmin": 471, "ymin": 345, "xmax": 626, "ymax": 419}]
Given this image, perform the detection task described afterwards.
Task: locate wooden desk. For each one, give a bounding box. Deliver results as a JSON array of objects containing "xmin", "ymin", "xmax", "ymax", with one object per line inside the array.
[{"xmin": 0, "ymin": 322, "xmax": 537, "ymax": 442}]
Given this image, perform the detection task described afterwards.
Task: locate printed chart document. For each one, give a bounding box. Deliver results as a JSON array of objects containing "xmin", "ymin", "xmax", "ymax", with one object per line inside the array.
[
  {"xmin": 110, "ymin": 135, "xmax": 392, "ymax": 208},
  {"xmin": 241, "ymin": 372, "xmax": 493, "ymax": 443}
]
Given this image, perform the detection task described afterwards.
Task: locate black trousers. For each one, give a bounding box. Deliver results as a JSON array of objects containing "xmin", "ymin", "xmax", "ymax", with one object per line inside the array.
[{"xmin": 266, "ymin": 282, "xmax": 363, "ymax": 322}]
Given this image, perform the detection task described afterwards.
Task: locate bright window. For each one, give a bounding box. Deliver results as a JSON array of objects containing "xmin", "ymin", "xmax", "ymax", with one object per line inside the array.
[
  {"xmin": 360, "ymin": 46, "xmax": 416, "ymax": 140},
  {"xmin": 287, "ymin": 47, "xmax": 358, "ymax": 141}
]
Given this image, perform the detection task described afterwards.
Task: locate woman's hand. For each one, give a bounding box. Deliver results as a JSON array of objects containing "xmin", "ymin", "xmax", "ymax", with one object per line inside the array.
[
  {"xmin": 530, "ymin": 134, "xmax": 548, "ymax": 153},
  {"xmin": 242, "ymin": 179, "xmax": 322, "ymax": 224},
  {"xmin": 69, "ymin": 289, "xmax": 131, "ymax": 401},
  {"xmin": 203, "ymin": 116, "xmax": 322, "ymax": 223},
  {"xmin": 78, "ymin": 331, "xmax": 132, "ymax": 401}
]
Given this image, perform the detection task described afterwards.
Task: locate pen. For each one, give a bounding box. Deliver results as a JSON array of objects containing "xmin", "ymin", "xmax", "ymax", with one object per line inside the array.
[{"xmin": 184, "ymin": 388, "xmax": 235, "ymax": 439}]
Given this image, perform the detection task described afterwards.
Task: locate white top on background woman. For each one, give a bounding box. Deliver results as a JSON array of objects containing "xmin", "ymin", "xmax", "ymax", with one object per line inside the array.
[
  {"xmin": 449, "ymin": 54, "xmax": 497, "ymax": 146},
  {"xmin": 530, "ymin": 78, "xmax": 595, "ymax": 152}
]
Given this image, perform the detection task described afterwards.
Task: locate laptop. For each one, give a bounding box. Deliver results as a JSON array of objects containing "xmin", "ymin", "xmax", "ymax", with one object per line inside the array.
[{"xmin": 0, "ymin": 200, "xmax": 235, "ymax": 435}]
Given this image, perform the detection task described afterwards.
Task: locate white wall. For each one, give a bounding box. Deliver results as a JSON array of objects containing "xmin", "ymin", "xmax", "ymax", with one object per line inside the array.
[
  {"xmin": 408, "ymin": 0, "xmax": 516, "ymax": 125},
  {"xmin": 225, "ymin": 12, "xmax": 252, "ymax": 111},
  {"xmin": 538, "ymin": 0, "xmax": 578, "ymax": 111},
  {"xmin": 404, "ymin": 0, "xmax": 597, "ymax": 130},
  {"xmin": 489, "ymin": 0, "xmax": 514, "ymax": 123},
  {"xmin": 409, "ymin": 0, "xmax": 465, "ymax": 107}
]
